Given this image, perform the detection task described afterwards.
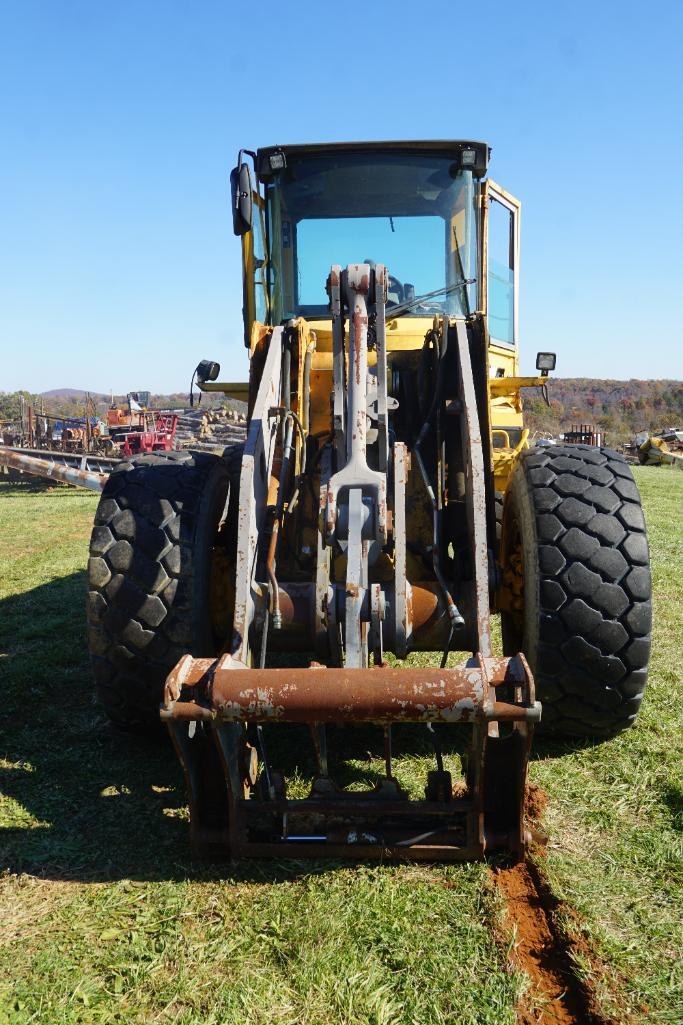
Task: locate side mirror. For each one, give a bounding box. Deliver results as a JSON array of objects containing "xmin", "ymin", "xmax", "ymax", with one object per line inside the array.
[{"xmin": 230, "ymin": 162, "xmax": 253, "ymax": 236}]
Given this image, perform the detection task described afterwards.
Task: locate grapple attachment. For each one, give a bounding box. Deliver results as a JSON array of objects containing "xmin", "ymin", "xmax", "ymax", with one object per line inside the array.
[{"xmin": 162, "ymin": 264, "xmax": 540, "ymax": 861}]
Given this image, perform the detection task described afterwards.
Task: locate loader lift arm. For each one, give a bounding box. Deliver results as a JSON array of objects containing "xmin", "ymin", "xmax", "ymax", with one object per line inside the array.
[{"xmin": 161, "ymin": 265, "xmax": 539, "ymax": 861}]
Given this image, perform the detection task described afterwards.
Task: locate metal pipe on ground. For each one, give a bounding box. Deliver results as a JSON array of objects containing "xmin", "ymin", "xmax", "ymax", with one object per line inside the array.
[{"xmin": 0, "ymin": 446, "xmax": 108, "ymax": 491}]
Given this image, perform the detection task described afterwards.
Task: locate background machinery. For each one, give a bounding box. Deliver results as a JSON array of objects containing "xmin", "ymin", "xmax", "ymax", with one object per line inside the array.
[
  {"xmin": 87, "ymin": 141, "xmax": 652, "ymax": 861},
  {"xmin": 106, "ymin": 392, "xmax": 178, "ymax": 456},
  {"xmin": 637, "ymin": 431, "xmax": 683, "ymax": 466}
]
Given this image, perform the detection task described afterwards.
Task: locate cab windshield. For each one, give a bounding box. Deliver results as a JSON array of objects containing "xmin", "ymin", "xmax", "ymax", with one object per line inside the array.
[{"xmin": 265, "ymin": 151, "xmax": 477, "ymax": 322}]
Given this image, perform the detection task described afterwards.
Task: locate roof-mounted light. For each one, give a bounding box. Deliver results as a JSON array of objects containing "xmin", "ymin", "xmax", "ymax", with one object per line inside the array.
[
  {"xmin": 460, "ymin": 148, "xmax": 476, "ymax": 167},
  {"xmin": 269, "ymin": 150, "xmax": 286, "ymax": 171}
]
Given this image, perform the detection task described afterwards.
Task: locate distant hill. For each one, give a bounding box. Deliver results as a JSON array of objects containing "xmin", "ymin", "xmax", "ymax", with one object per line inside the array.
[
  {"xmin": 1, "ymin": 388, "xmax": 227, "ymax": 421},
  {"xmin": 41, "ymin": 388, "xmax": 110, "ymax": 401},
  {"xmin": 523, "ymin": 378, "xmax": 683, "ymax": 443},
  {"xmin": 4, "ymin": 378, "xmax": 682, "ymax": 444}
]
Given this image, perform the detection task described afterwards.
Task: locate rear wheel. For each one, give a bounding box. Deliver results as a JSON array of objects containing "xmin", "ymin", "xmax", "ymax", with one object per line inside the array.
[
  {"xmin": 87, "ymin": 446, "xmax": 243, "ymax": 729},
  {"xmin": 500, "ymin": 445, "xmax": 651, "ymax": 736}
]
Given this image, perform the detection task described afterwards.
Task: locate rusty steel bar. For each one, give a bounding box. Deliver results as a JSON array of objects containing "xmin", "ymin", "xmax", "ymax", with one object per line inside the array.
[
  {"xmin": 0, "ymin": 446, "xmax": 107, "ymax": 491},
  {"xmin": 0, "ymin": 447, "xmax": 120, "ymax": 472},
  {"xmin": 345, "ymin": 264, "xmax": 370, "ymax": 464},
  {"xmin": 162, "ymin": 653, "xmax": 536, "ymax": 725}
]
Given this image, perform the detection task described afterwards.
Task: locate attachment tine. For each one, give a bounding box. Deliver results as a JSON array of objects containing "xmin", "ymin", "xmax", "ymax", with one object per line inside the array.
[
  {"xmin": 310, "ymin": 723, "xmax": 329, "ymax": 777},
  {"xmin": 383, "ymin": 725, "xmax": 393, "ymax": 779}
]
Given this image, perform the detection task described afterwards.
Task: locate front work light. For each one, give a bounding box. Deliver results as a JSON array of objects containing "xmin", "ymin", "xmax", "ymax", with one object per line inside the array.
[
  {"xmin": 460, "ymin": 148, "xmax": 476, "ymax": 167},
  {"xmin": 269, "ymin": 151, "xmax": 286, "ymax": 171},
  {"xmin": 535, "ymin": 352, "xmax": 556, "ymax": 377},
  {"xmin": 196, "ymin": 359, "xmax": 221, "ymax": 384}
]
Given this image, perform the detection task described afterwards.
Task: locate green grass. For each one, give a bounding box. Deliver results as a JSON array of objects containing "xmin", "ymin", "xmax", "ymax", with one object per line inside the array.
[
  {"xmin": 0, "ymin": 482, "xmax": 521, "ymax": 1025},
  {"xmin": 0, "ymin": 468, "xmax": 681, "ymax": 1023},
  {"xmin": 528, "ymin": 467, "xmax": 683, "ymax": 1023}
]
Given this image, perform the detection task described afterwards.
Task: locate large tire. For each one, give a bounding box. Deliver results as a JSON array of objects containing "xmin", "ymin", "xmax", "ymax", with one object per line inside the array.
[
  {"xmin": 87, "ymin": 446, "xmax": 243, "ymax": 729},
  {"xmin": 500, "ymin": 445, "xmax": 651, "ymax": 736},
  {"xmin": 494, "ymin": 490, "xmax": 504, "ymax": 552}
]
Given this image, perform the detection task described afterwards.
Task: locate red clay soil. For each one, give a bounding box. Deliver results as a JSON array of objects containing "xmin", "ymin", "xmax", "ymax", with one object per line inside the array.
[
  {"xmin": 524, "ymin": 782, "xmax": 548, "ymax": 824},
  {"xmin": 493, "ymin": 859, "xmax": 627, "ymax": 1025},
  {"xmin": 492, "ymin": 786, "xmax": 624, "ymax": 1025}
]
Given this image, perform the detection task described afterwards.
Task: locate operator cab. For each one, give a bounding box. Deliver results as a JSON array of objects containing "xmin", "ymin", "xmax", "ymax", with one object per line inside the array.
[
  {"xmin": 232, "ymin": 141, "xmax": 516, "ymax": 355},
  {"xmin": 231, "ymin": 140, "xmax": 522, "ymax": 395},
  {"xmin": 253, "ymin": 141, "xmax": 487, "ymax": 325}
]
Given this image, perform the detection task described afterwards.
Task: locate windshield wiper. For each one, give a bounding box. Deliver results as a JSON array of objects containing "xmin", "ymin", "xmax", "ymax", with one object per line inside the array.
[{"xmin": 387, "ymin": 278, "xmax": 475, "ymax": 318}]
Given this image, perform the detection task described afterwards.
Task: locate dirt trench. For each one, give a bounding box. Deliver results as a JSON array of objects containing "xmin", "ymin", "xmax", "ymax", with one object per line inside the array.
[{"xmin": 492, "ymin": 786, "xmax": 624, "ymax": 1025}]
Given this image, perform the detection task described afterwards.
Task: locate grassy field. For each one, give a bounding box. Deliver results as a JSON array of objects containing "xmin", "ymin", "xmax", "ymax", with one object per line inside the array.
[{"xmin": 0, "ymin": 468, "xmax": 681, "ymax": 1024}]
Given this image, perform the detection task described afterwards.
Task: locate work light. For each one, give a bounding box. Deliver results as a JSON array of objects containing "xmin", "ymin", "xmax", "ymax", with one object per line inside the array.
[
  {"xmin": 535, "ymin": 352, "xmax": 556, "ymax": 376},
  {"xmin": 269, "ymin": 151, "xmax": 286, "ymax": 171},
  {"xmin": 196, "ymin": 359, "xmax": 221, "ymax": 384}
]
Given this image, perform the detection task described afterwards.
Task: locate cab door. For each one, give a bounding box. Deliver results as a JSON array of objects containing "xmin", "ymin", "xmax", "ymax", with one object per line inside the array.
[{"xmin": 481, "ymin": 180, "xmax": 521, "ymax": 349}]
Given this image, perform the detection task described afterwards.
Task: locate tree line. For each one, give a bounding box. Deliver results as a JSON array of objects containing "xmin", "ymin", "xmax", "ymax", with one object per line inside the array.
[
  {"xmin": 1, "ymin": 379, "xmax": 681, "ymax": 444},
  {"xmin": 523, "ymin": 379, "xmax": 682, "ymax": 442}
]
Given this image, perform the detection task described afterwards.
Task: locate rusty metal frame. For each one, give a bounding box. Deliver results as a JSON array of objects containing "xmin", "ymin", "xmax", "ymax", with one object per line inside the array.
[
  {"xmin": 315, "ymin": 444, "xmax": 333, "ymax": 660},
  {"xmin": 231, "ymin": 327, "xmax": 283, "ymax": 666},
  {"xmin": 163, "ymin": 653, "xmax": 538, "ymax": 861},
  {"xmin": 454, "ymin": 319, "xmax": 492, "ymax": 656},
  {"xmin": 392, "ymin": 442, "xmax": 410, "ymax": 657},
  {"xmin": 329, "ymin": 265, "xmax": 346, "ymax": 454},
  {"xmin": 324, "ymin": 265, "xmax": 387, "ymax": 548}
]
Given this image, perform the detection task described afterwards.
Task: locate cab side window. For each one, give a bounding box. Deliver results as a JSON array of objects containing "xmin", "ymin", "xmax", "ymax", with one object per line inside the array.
[
  {"xmin": 253, "ymin": 194, "xmax": 268, "ymax": 324},
  {"xmin": 488, "ymin": 196, "xmax": 516, "ymax": 345}
]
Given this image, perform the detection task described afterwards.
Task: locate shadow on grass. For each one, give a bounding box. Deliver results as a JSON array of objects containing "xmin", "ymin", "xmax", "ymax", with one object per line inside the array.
[
  {"xmin": 0, "ymin": 570, "xmax": 196, "ymax": 883},
  {"xmin": 0, "ymin": 476, "xmax": 75, "ymax": 495},
  {"xmin": 0, "ymin": 572, "xmax": 459, "ymax": 884},
  {"xmin": 660, "ymin": 782, "xmax": 683, "ymax": 832},
  {"xmin": 0, "ymin": 569, "xmax": 598, "ymax": 884}
]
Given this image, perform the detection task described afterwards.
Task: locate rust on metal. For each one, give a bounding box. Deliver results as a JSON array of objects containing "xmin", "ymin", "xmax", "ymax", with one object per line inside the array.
[
  {"xmin": 162, "ymin": 653, "xmax": 535, "ymax": 725},
  {"xmin": 215, "ymin": 664, "xmax": 485, "ymax": 723},
  {"xmin": 454, "ymin": 319, "xmax": 492, "ymax": 656},
  {"xmin": 231, "ymin": 327, "xmax": 283, "ymax": 664},
  {"xmin": 242, "ymin": 580, "xmax": 466, "ymax": 652},
  {"xmin": 163, "ymin": 647, "xmax": 536, "ymax": 862},
  {"xmin": 0, "ymin": 446, "xmax": 108, "ymax": 491},
  {"xmin": 156, "ymin": 223, "xmax": 540, "ymax": 864}
]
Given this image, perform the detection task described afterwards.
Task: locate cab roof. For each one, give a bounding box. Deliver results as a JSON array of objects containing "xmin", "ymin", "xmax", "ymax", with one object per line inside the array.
[{"xmin": 255, "ymin": 140, "xmax": 491, "ymax": 180}]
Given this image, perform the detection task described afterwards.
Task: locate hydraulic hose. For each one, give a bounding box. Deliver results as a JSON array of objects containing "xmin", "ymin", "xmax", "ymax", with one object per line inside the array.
[
  {"xmin": 265, "ymin": 405, "xmax": 308, "ymax": 633},
  {"xmin": 413, "ymin": 328, "xmax": 464, "ymax": 633}
]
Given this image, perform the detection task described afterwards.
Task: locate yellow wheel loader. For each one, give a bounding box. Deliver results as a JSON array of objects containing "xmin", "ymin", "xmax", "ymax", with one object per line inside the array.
[{"xmin": 87, "ymin": 141, "xmax": 652, "ymax": 860}]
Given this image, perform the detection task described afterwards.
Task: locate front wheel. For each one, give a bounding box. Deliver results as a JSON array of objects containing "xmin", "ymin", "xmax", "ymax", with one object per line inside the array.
[
  {"xmin": 500, "ymin": 445, "xmax": 652, "ymax": 737},
  {"xmin": 87, "ymin": 446, "xmax": 243, "ymax": 730}
]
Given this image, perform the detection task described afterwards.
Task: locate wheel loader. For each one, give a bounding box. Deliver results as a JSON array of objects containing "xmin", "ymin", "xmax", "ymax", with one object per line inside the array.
[{"xmin": 87, "ymin": 140, "xmax": 652, "ymax": 861}]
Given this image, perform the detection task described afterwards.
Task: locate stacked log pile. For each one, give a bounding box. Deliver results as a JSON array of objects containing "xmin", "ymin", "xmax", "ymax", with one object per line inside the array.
[{"xmin": 171, "ymin": 405, "xmax": 247, "ymax": 452}]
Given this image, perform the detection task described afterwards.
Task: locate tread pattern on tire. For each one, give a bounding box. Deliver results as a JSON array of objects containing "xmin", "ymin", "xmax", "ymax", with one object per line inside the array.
[
  {"xmin": 87, "ymin": 446, "xmax": 243, "ymax": 728},
  {"xmin": 494, "ymin": 490, "xmax": 503, "ymax": 548},
  {"xmin": 516, "ymin": 444, "xmax": 651, "ymax": 736}
]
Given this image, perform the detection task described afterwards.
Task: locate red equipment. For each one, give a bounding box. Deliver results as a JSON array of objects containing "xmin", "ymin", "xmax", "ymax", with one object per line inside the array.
[{"xmin": 120, "ymin": 413, "xmax": 178, "ymax": 456}]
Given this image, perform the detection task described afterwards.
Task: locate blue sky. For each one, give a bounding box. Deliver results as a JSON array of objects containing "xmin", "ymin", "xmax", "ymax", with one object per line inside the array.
[{"xmin": 1, "ymin": 0, "xmax": 681, "ymax": 393}]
